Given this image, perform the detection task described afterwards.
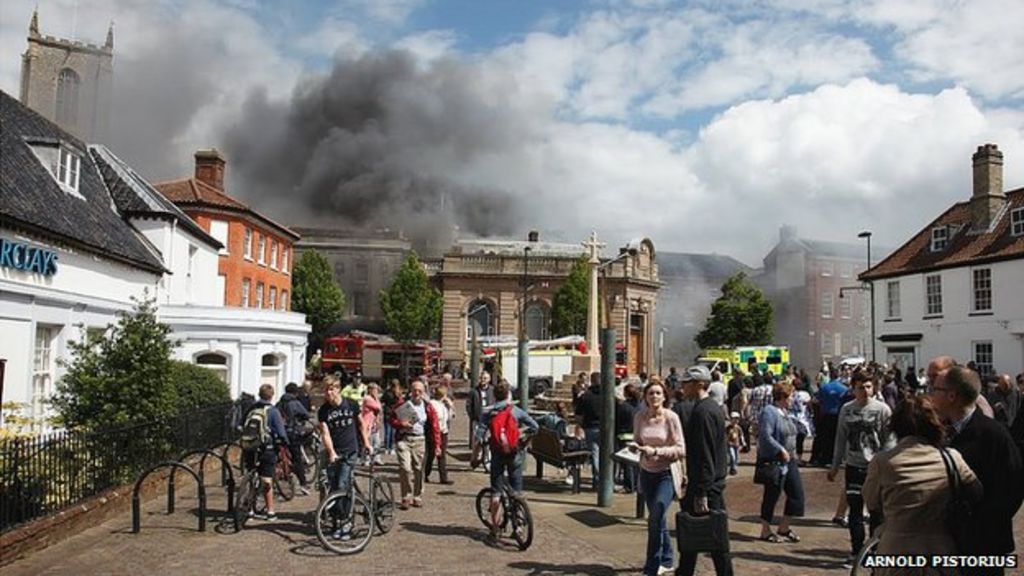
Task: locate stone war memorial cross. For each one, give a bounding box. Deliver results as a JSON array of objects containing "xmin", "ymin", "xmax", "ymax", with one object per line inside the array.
[{"xmin": 573, "ymin": 230, "xmax": 605, "ymax": 375}]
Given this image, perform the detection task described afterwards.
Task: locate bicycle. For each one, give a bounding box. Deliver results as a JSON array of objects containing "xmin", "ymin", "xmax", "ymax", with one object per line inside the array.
[
  {"xmin": 234, "ymin": 457, "xmax": 267, "ymax": 529},
  {"xmin": 313, "ymin": 454, "xmax": 394, "ymax": 554},
  {"xmin": 475, "ymin": 473, "xmax": 534, "ymax": 550},
  {"xmin": 297, "ymin": 430, "xmax": 322, "ymax": 487},
  {"xmin": 849, "ymin": 534, "xmax": 881, "ymax": 575},
  {"xmin": 274, "ymin": 443, "xmax": 298, "ymax": 501}
]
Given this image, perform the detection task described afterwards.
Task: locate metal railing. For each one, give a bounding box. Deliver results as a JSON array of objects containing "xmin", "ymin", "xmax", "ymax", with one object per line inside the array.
[{"xmin": 0, "ymin": 402, "xmax": 236, "ymax": 533}]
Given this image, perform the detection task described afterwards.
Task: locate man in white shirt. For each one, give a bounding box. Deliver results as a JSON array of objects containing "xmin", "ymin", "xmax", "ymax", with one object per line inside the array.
[{"xmin": 425, "ymin": 384, "xmax": 454, "ymax": 484}]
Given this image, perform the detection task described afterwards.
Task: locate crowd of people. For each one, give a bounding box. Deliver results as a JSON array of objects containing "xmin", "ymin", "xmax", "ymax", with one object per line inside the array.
[{"xmin": 234, "ymin": 355, "xmax": 1024, "ymax": 575}]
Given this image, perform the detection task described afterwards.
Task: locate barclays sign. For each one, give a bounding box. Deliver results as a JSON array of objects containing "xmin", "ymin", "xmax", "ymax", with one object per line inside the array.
[{"xmin": 1, "ymin": 238, "xmax": 59, "ymax": 276}]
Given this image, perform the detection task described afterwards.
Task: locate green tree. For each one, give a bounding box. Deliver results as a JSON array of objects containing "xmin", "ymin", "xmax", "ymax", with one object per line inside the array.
[
  {"xmin": 695, "ymin": 272, "xmax": 774, "ymax": 349},
  {"xmin": 292, "ymin": 249, "xmax": 347, "ymax": 344},
  {"xmin": 379, "ymin": 253, "xmax": 443, "ymax": 381},
  {"xmin": 550, "ymin": 256, "xmax": 589, "ymax": 337},
  {"xmin": 51, "ymin": 296, "xmax": 179, "ymax": 429},
  {"xmin": 168, "ymin": 361, "xmax": 230, "ymax": 413}
]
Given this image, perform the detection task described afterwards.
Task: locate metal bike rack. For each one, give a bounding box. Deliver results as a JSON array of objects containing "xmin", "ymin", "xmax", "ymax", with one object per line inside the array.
[
  {"xmin": 177, "ymin": 448, "xmax": 236, "ymax": 512},
  {"xmin": 132, "ymin": 461, "xmax": 206, "ymax": 534}
]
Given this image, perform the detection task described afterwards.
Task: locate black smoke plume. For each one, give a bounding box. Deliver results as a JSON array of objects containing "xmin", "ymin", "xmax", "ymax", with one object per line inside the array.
[{"xmin": 222, "ymin": 51, "xmax": 526, "ymax": 254}]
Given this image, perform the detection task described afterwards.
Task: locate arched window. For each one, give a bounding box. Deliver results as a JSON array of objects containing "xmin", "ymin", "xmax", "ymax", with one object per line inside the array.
[
  {"xmin": 525, "ymin": 302, "xmax": 549, "ymax": 340},
  {"xmin": 55, "ymin": 68, "xmax": 80, "ymax": 126},
  {"xmin": 467, "ymin": 299, "xmax": 495, "ymax": 338},
  {"xmin": 261, "ymin": 353, "xmax": 283, "ymax": 388},
  {"xmin": 195, "ymin": 352, "xmax": 230, "ymax": 385}
]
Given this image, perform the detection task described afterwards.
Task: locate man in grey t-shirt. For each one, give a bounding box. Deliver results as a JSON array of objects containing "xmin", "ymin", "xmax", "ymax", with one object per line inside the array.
[
  {"xmin": 827, "ymin": 372, "xmax": 894, "ymax": 566},
  {"xmin": 708, "ymin": 370, "xmax": 728, "ymax": 410}
]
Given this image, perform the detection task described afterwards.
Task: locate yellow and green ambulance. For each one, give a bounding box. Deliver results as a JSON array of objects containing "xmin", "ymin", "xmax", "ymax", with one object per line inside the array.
[{"xmin": 697, "ymin": 346, "xmax": 790, "ymax": 377}]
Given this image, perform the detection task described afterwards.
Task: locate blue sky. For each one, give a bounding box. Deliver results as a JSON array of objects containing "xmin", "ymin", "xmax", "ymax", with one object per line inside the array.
[{"xmin": 2, "ymin": 0, "xmax": 1023, "ymax": 264}]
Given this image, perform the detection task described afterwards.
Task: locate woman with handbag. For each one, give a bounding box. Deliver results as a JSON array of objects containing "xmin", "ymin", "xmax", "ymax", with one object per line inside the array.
[
  {"xmin": 862, "ymin": 395, "xmax": 982, "ymax": 573},
  {"xmin": 756, "ymin": 380, "xmax": 806, "ymax": 543},
  {"xmin": 633, "ymin": 379, "xmax": 686, "ymax": 576}
]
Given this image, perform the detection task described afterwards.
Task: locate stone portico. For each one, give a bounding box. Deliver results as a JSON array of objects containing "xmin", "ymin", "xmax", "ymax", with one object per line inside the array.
[{"xmin": 431, "ymin": 233, "xmax": 660, "ymax": 377}]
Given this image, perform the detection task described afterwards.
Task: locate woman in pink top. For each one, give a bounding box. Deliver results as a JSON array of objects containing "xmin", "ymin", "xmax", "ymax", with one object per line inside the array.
[
  {"xmin": 633, "ymin": 378, "xmax": 686, "ymax": 576},
  {"xmin": 361, "ymin": 383, "xmax": 383, "ymax": 464}
]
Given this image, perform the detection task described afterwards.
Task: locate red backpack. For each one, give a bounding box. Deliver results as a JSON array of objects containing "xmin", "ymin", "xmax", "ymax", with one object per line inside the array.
[{"xmin": 489, "ymin": 405, "xmax": 520, "ymax": 455}]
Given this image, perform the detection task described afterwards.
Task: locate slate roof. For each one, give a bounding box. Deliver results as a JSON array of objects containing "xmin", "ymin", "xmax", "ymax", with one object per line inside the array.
[
  {"xmin": 0, "ymin": 90, "xmax": 165, "ymax": 273},
  {"xmin": 90, "ymin": 146, "xmax": 221, "ymax": 250},
  {"xmin": 658, "ymin": 252, "xmax": 751, "ymax": 279},
  {"xmin": 861, "ymin": 188, "xmax": 1024, "ymax": 281},
  {"xmin": 155, "ymin": 177, "xmax": 299, "ymax": 241}
]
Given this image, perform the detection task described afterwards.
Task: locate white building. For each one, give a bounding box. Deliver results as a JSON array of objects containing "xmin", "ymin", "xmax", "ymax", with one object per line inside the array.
[
  {"xmin": 862, "ymin": 144, "xmax": 1024, "ymax": 377},
  {"xmin": 0, "ymin": 91, "xmax": 309, "ymax": 425}
]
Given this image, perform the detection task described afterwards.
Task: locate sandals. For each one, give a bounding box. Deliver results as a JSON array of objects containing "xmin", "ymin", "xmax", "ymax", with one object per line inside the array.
[
  {"xmin": 778, "ymin": 530, "xmax": 801, "ymax": 543},
  {"xmin": 760, "ymin": 533, "xmax": 782, "ymax": 543}
]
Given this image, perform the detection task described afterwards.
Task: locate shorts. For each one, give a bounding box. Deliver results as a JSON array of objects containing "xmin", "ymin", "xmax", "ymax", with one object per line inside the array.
[
  {"xmin": 244, "ymin": 446, "xmax": 277, "ymax": 479},
  {"xmin": 489, "ymin": 450, "xmax": 525, "ymax": 498}
]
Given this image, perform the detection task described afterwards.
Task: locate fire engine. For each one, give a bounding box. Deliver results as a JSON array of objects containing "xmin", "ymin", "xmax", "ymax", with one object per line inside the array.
[
  {"xmin": 475, "ymin": 336, "xmax": 629, "ymax": 396},
  {"xmin": 322, "ymin": 331, "xmax": 442, "ymax": 382}
]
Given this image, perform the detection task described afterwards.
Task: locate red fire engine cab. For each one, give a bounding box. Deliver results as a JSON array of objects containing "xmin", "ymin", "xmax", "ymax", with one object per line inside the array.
[{"xmin": 322, "ymin": 331, "xmax": 442, "ymax": 382}]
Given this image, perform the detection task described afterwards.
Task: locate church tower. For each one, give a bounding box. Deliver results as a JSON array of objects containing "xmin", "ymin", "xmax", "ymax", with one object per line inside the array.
[{"xmin": 19, "ymin": 9, "xmax": 113, "ymax": 142}]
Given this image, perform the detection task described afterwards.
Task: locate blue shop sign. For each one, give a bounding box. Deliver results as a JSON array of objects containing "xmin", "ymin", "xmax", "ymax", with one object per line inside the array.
[{"xmin": 1, "ymin": 238, "xmax": 59, "ymax": 276}]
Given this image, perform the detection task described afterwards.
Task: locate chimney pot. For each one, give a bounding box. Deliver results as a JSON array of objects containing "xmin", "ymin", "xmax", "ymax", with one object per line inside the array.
[
  {"xmin": 194, "ymin": 148, "xmax": 226, "ymax": 191},
  {"xmin": 970, "ymin": 143, "xmax": 1005, "ymax": 231},
  {"xmin": 528, "ymin": 230, "xmax": 539, "ymax": 242}
]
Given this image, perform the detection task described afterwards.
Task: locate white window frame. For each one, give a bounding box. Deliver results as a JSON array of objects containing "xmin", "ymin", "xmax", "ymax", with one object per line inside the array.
[
  {"xmin": 256, "ymin": 282, "xmax": 264, "ymax": 309},
  {"xmin": 269, "ymin": 286, "xmax": 277, "ymax": 310},
  {"xmin": 257, "ymin": 234, "xmax": 266, "ymax": 265},
  {"xmin": 58, "ymin": 147, "xmax": 80, "ymax": 192},
  {"xmin": 886, "ymin": 280, "xmax": 901, "ymax": 319},
  {"xmin": 972, "ymin": 268, "xmax": 992, "ymax": 313},
  {"xmin": 821, "ymin": 292, "xmax": 833, "ymax": 318},
  {"xmin": 209, "ymin": 220, "xmax": 229, "ymax": 255},
  {"xmin": 840, "ymin": 294, "xmax": 852, "ymax": 318},
  {"xmin": 925, "ymin": 274, "xmax": 943, "ymax": 316},
  {"xmin": 840, "ymin": 263, "xmax": 852, "ymax": 278},
  {"xmin": 241, "ymin": 278, "xmax": 251, "ymax": 307},
  {"xmin": 280, "ymin": 289, "xmax": 288, "ymax": 310},
  {"xmin": 972, "ymin": 341, "xmax": 993, "ymax": 377},
  {"xmin": 243, "ymin": 228, "xmax": 253, "ymax": 260},
  {"xmin": 1011, "ymin": 207, "xmax": 1024, "ymax": 237},
  {"xmin": 821, "ymin": 332, "xmax": 832, "ymax": 358},
  {"xmin": 820, "ymin": 261, "xmax": 834, "ymax": 277},
  {"xmin": 931, "ymin": 226, "xmax": 949, "ymax": 252},
  {"xmin": 32, "ymin": 325, "xmax": 58, "ymax": 426},
  {"xmin": 281, "ymin": 248, "xmax": 289, "ymax": 275},
  {"xmin": 270, "ymin": 241, "xmax": 278, "ymax": 270}
]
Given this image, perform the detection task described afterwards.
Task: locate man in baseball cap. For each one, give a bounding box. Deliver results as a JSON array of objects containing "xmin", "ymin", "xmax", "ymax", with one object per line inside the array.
[{"xmin": 677, "ymin": 364, "xmax": 734, "ymax": 575}]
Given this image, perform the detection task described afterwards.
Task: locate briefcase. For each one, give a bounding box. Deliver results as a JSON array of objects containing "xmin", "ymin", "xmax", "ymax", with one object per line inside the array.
[{"xmin": 676, "ymin": 509, "xmax": 730, "ymax": 553}]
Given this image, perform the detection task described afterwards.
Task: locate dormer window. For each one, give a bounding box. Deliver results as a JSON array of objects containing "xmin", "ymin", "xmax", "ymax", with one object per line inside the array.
[
  {"xmin": 58, "ymin": 147, "xmax": 81, "ymax": 192},
  {"xmin": 1012, "ymin": 207, "xmax": 1024, "ymax": 237},
  {"xmin": 930, "ymin": 226, "xmax": 949, "ymax": 252}
]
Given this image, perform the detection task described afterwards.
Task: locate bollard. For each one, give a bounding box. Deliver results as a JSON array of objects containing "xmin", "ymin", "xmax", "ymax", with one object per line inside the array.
[{"xmin": 598, "ymin": 327, "xmax": 616, "ymax": 507}]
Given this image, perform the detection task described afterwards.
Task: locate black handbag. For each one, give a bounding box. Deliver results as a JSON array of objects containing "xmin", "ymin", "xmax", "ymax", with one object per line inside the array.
[
  {"xmin": 676, "ymin": 509, "xmax": 730, "ymax": 553},
  {"xmin": 939, "ymin": 448, "xmax": 974, "ymax": 551},
  {"xmin": 753, "ymin": 459, "xmax": 783, "ymax": 486}
]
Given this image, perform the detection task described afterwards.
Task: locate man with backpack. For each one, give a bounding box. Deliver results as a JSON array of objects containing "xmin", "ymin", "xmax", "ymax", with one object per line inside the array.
[
  {"xmin": 277, "ymin": 382, "xmax": 313, "ymax": 494},
  {"xmin": 481, "ymin": 380, "xmax": 538, "ymax": 539},
  {"xmin": 240, "ymin": 384, "xmax": 289, "ymax": 521}
]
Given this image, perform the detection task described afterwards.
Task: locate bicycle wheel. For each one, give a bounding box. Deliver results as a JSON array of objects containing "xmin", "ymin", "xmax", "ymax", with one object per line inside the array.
[
  {"xmin": 275, "ymin": 468, "xmax": 297, "ymax": 501},
  {"xmin": 301, "ymin": 440, "xmax": 321, "ymax": 485},
  {"xmin": 314, "ymin": 490, "xmax": 374, "ymax": 555},
  {"xmin": 370, "ymin": 476, "xmax": 396, "ymax": 534},
  {"xmin": 849, "ymin": 535, "xmax": 880, "ymax": 575},
  {"xmin": 508, "ymin": 495, "xmax": 534, "ymax": 550},
  {"xmin": 235, "ymin": 474, "xmax": 267, "ymax": 529},
  {"xmin": 475, "ymin": 487, "xmax": 494, "ymax": 527}
]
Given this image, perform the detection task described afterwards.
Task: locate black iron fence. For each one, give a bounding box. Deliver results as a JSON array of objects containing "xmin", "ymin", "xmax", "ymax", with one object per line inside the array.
[{"xmin": 0, "ymin": 402, "xmax": 237, "ymax": 533}]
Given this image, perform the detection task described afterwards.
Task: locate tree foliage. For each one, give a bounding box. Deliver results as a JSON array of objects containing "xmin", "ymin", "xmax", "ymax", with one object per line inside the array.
[
  {"xmin": 551, "ymin": 256, "xmax": 589, "ymax": 337},
  {"xmin": 695, "ymin": 272, "xmax": 774, "ymax": 349},
  {"xmin": 292, "ymin": 249, "xmax": 347, "ymax": 341},
  {"xmin": 51, "ymin": 296, "xmax": 179, "ymax": 430},
  {"xmin": 168, "ymin": 361, "xmax": 230, "ymax": 414},
  {"xmin": 379, "ymin": 253, "xmax": 443, "ymax": 344}
]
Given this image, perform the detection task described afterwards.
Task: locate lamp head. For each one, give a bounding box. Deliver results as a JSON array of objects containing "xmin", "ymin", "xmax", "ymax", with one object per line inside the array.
[{"xmin": 857, "ymin": 231, "xmax": 872, "ymax": 239}]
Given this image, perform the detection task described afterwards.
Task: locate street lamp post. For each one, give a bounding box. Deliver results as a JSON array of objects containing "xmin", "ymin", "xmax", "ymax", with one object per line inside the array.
[
  {"xmin": 658, "ymin": 327, "xmax": 666, "ymax": 377},
  {"xmin": 518, "ymin": 246, "xmax": 531, "ymax": 409},
  {"xmin": 858, "ymin": 231, "xmax": 875, "ymax": 363}
]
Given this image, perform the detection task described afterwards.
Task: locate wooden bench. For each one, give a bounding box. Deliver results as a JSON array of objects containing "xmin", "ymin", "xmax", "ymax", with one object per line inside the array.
[{"xmin": 527, "ymin": 428, "xmax": 591, "ymax": 494}]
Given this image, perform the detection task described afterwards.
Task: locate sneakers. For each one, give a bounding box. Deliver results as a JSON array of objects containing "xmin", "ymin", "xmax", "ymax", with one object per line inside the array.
[
  {"xmin": 832, "ymin": 516, "xmax": 849, "ymax": 528},
  {"xmin": 657, "ymin": 565, "xmax": 674, "ymax": 575},
  {"xmin": 373, "ymin": 455, "xmax": 384, "ymax": 465},
  {"xmin": 398, "ymin": 499, "xmax": 410, "ymax": 510},
  {"xmin": 331, "ymin": 527, "xmax": 352, "ymax": 541},
  {"xmin": 264, "ymin": 512, "xmax": 278, "ymax": 522},
  {"xmin": 412, "ymin": 498, "xmax": 423, "ymax": 508},
  {"xmin": 564, "ymin": 475, "xmax": 575, "ymax": 486}
]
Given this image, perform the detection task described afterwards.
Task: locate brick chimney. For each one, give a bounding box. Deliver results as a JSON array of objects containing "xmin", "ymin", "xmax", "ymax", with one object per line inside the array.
[
  {"xmin": 970, "ymin": 143, "xmax": 1005, "ymax": 231},
  {"xmin": 194, "ymin": 148, "xmax": 226, "ymax": 191}
]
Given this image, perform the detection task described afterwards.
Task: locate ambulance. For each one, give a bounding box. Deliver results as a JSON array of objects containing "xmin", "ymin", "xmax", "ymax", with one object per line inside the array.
[{"xmin": 697, "ymin": 346, "xmax": 791, "ymax": 377}]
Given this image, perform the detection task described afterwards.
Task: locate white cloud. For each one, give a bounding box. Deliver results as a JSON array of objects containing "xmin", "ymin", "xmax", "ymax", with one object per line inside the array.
[
  {"xmin": 295, "ymin": 17, "xmax": 367, "ymax": 58},
  {"xmin": 394, "ymin": 30, "xmax": 458, "ymax": 64},
  {"xmin": 332, "ymin": 0, "xmax": 424, "ymax": 25}
]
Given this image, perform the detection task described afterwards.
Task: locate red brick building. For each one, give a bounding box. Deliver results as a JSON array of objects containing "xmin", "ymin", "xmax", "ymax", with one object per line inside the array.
[{"xmin": 155, "ymin": 150, "xmax": 299, "ymax": 310}]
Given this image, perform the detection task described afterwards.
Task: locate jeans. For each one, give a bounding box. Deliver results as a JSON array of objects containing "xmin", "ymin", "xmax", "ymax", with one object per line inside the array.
[
  {"xmin": 677, "ymin": 491, "xmax": 734, "ymax": 576},
  {"xmin": 759, "ymin": 461, "xmax": 805, "ymax": 523},
  {"xmin": 728, "ymin": 446, "xmax": 739, "ymax": 474},
  {"xmin": 585, "ymin": 427, "xmax": 601, "ymax": 480},
  {"xmin": 639, "ymin": 469, "xmax": 674, "ymax": 575},
  {"xmin": 845, "ymin": 465, "xmax": 880, "ymax": 556},
  {"xmin": 383, "ymin": 420, "xmax": 395, "ymax": 451},
  {"xmin": 490, "ymin": 450, "xmax": 526, "ymax": 493},
  {"xmin": 327, "ymin": 452, "xmax": 358, "ymax": 520}
]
